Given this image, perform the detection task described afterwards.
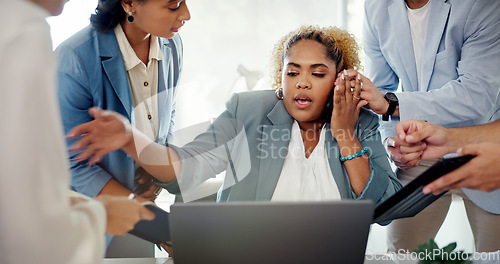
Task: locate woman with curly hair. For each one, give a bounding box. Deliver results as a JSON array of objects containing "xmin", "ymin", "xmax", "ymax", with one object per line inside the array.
[{"xmin": 68, "ymin": 25, "xmax": 402, "ymax": 205}]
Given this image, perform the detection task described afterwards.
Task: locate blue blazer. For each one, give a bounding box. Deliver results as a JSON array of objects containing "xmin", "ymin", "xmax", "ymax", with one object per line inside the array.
[
  {"xmin": 159, "ymin": 91, "xmax": 402, "ymax": 205},
  {"xmin": 363, "ymin": 0, "xmax": 500, "ymax": 139},
  {"xmin": 363, "ymin": 0, "xmax": 500, "ymax": 211},
  {"xmin": 57, "ymin": 26, "xmax": 183, "ymax": 197}
]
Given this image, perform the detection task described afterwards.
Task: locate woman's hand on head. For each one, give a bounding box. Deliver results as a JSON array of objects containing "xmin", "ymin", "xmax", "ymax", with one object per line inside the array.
[
  {"xmin": 67, "ymin": 107, "xmax": 133, "ymax": 165},
  {"xmin": 330, "ymin": 70, "xmax": 367, "ymax": 139}
]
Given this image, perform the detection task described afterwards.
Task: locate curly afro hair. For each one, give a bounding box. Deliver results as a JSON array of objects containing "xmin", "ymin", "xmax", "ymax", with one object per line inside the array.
[{"xmin": 270, "ymin": 25, "xmax": 361, "ymax": 90}]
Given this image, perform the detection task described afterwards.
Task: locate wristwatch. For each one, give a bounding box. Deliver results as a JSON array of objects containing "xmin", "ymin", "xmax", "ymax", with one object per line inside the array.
[{"xmin": 382, "ymin": 92, "xmax": 398, "ymax": 121}]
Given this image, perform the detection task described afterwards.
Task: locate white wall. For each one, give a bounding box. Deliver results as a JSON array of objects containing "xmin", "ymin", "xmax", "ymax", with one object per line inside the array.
[
  {"xmin": 47, "ymin": 0, "xmax": 97, "ymax": 48},
  {"xmin": 174, "ymin": 0, "xmax": 346, "ymax": 128}
]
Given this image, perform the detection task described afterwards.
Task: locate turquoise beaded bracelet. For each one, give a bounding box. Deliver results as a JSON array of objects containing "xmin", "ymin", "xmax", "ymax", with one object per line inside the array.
[{"xmin": 340, "ymin": 147, "xmax": 368, "ymax": 162}]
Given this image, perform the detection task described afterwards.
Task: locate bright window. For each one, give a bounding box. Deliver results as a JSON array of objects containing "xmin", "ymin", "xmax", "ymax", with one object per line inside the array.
[{"xmin": 48, "ymin": 0, "xmax": 351, "ymax": 129}]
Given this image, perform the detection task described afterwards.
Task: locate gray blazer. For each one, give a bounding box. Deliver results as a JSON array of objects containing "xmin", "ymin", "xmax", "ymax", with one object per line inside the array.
[{"xmin": 160, "ymin": 90, "xmax": 402, "ymax": 205}]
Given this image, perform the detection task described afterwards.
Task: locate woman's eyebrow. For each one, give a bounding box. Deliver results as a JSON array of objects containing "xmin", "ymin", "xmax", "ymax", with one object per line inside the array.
[
  {"xmin": 286, "ymin": 62, "xmax": 301, "ymax": 68},
  {"xmin": 286, "ymin": 63, "xmax": 329, "ymax": 69},
  {"xmin": 310, "ymin": 63, "xmax": 329, "ymax": 69}
]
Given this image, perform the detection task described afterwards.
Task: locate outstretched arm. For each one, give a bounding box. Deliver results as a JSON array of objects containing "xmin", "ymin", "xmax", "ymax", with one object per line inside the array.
[{"xmin": 68, "ymin": 107, "xmax": 182, "ymax": 183}]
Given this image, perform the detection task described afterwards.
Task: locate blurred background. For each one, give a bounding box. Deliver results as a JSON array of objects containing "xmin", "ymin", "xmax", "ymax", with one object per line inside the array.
[{"xmin": 47, "ymin": 0, "xmax": 474, "ymax": 256}]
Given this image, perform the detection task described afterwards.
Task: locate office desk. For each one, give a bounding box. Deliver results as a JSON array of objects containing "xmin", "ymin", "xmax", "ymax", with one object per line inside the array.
[
  {"xmin": 103, "ymin": 258, "xmax": 171, "ymax": 264},
  {"xmin": 102, "ymin": 255, "xmax": 499, "ymax": 264},
  {"xmin": 101, "ymin": 256, "xmax": 417, "ymax": 264}
]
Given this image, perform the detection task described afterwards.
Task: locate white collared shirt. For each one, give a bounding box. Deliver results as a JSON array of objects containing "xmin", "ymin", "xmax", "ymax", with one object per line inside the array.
[
  {"xmin": 271, "ymin": 121, "xmax": 341, "ymax": 201},
  {"xmin": 114, "ymin": 24, "xmax": 161, "ymax": 141}
]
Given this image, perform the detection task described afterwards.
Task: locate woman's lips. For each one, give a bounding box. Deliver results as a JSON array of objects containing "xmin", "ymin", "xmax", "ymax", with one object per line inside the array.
[
  {"xmin": 171, "ymin": 26, "xmax": 182, "ymax": 33},
  {"xmin": 294, "ymin": 94, "xmax": 312, "ymax": 109}
]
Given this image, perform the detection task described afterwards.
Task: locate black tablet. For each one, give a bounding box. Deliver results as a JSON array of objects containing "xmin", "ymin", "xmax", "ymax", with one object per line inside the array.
[
  {"xmin": 129, "ymin": 203, "xmax": 170, "ymax": 245},
  {"xmin": 373, "ymin": 155, "xmax": 475, "ymax": 224}
]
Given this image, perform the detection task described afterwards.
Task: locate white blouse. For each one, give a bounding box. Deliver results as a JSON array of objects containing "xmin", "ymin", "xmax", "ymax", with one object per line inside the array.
[
  {"xmin": 115, "ymin": 24, "xmax": 161, "ymax": 141},
  {"xmin": 271, "ymin": 121, "xmax": 341, "ymax": 201},
  {"xmin": 115, "ymin": 24, "xmax": 163, "ymax": 186}
]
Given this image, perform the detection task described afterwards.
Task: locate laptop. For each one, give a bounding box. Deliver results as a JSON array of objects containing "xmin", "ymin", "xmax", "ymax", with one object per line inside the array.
[{"xmin": 169, "ymin": 200, "xmax": 374, "ymax": 264}]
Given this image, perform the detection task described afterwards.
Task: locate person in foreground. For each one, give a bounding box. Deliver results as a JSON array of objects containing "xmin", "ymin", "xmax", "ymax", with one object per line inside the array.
[
  {"xmin": 393, "ymin": 119, "xmax": 500, "ymax": 194},
  {"xmin": 68, "ymin": 25, "xmax": 402, "ymax": 206},
  {"xmin": 0, "ymin": 0, "xmax": 154, "ymax": 264}
]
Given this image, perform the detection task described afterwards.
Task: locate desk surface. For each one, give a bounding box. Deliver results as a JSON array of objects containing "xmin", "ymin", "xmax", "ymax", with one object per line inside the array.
[
  {"xmin": 102, "ymin": 254, "xmax": 499, "ymax": 264},
  {"xmin": 101, "ymin": 256, "xmax": 415, "ymax": 264},
  {"xmin": 103, "ymin": 258, "xmax": 171, "ymax": 264}
]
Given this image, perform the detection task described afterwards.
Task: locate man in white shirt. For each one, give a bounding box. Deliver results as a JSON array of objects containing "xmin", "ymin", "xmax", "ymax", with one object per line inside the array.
[
  {"xmin": 0, "ymin": 0, "xmax": 154, "ymax": 263},
  {"xmin": 362, "ymin": 0, "xmax": 500, "ymax": 253}
]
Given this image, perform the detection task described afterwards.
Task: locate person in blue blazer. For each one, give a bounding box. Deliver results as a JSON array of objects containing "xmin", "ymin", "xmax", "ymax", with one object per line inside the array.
[
  {"xmin": 58, "ymin": 0, "xmax": 189, "ymax": 203},
  {"xmin": 57, "ymin": 0, "xmax": 189, "ymax": 250},
  {"xmin": 358, "ymin": 0, "xmax": 500, "ymax": 253},
  {"xmin": 68, "ymin": 25, "xmax": 402, "ymax": 209}
]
